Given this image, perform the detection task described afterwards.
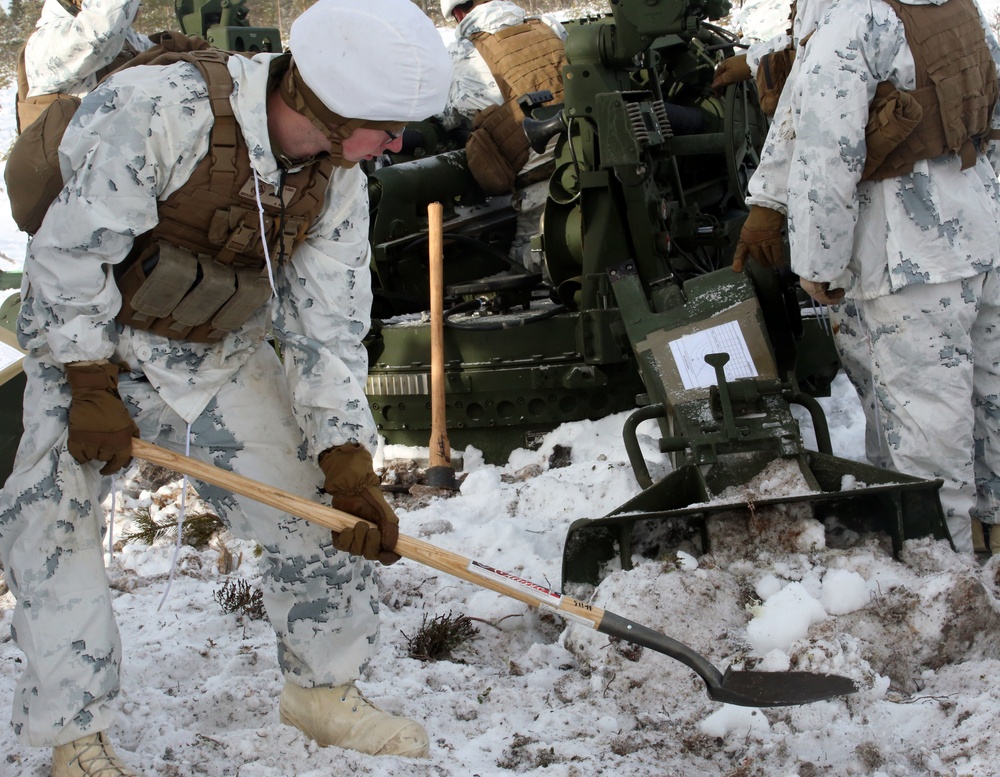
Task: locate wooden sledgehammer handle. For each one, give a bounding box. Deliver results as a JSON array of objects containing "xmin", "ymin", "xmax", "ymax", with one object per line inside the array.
[{"xmin": 426, "ymin": 202, "xmax": 456, "ymax": 489}]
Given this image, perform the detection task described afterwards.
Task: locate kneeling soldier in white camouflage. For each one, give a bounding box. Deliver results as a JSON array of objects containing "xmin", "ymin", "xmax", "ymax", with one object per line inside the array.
[{"xmin": 0, "ymin": 0, "xmax": 451, "ymax": 774}]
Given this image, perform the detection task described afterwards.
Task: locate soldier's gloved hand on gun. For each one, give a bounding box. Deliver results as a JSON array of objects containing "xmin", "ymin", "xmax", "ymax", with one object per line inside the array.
[
  {"xmin": 320, "ymin": 442, "xmax": 401, "ymax": 565},
  {"xmin": 799, "ymin": 278, "xmax": 846, "ymax": 306},
  {"xmin": 711, "ymin": 53, "xmax": 752, "ymax": 91},
  {"xmin": 65, "ymin": 360, "xmax": 140, "ymax": 476},
  {"xmin": 732, "ymin": 205, "xmax": 787, "ymax": 272}
]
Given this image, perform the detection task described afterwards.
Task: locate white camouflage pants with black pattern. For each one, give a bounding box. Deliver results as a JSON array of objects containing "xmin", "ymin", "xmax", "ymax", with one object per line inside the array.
[
  {"xmin": 829, "ymin": 301, "xmax": 892, "ymax": 470},
  {"xmin": 0, "ymin": 344, "xmax": 380, "ymax": 747},
  {"xmin": 860, "ymin": 272, "xmax": 1000, "ymax": 554}
]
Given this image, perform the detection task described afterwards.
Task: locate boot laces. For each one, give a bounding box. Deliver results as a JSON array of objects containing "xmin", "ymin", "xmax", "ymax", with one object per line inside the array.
[{"xmin": 69, "ymin": 733, "xmax": 135, "ymax": 776}]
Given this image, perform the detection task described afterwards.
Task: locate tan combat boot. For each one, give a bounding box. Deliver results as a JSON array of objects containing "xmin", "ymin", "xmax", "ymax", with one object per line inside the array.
[
  {"xmin": 991, "ymin": 523, "xmax": 1000, "ymax": 557},
  {"xmin": 51, "ymin": 731, "xmax": 144, "ymax": 777},
  {"xmin": 973, "ymin": 519, "xmax": 989, "ymax": 554},
  {"xmin": 279, "ymin": 682, "xmax": 429, "ymax": 758}
]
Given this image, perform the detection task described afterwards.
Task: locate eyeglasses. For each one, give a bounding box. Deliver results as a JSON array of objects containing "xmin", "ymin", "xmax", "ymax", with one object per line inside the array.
[{"xmin": 384, "ymin": 130, "xmax": 402, "ymax": 143}]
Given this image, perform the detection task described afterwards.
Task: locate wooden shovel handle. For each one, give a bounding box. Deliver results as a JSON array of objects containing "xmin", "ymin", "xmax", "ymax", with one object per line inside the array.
[
  {"xmin": 131, "ymin": 438, "xmax": 600, "ymax": 625},
  {"xmin": 130, "ymin": 439, "xmax": 857, "ymax": 707}
]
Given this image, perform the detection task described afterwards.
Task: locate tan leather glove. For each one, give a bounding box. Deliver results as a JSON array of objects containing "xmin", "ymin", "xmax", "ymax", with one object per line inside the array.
[
  {"xmin": 712, "ymin": 54, "xmax": 752, "ymax": 91},
  {"xmin": 319, "ymin": 443, "xmax": 401, "ymax": 565},
  {"xmin": 65, "ymin": 361, "xmax": 140, "ymax": 475},
  {"xmin": 799, "ymin": 278, "xmax": 846, "ymax": 306},
  {"xmin": 733, "ymin": 205, "xmax": 787, "ymax": 272}
]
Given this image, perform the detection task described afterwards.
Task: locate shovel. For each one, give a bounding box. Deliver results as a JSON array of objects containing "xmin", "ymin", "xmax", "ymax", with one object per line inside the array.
[{"xmin": 131, "ymin": 438, "xmax": 858, "ymax": 708}]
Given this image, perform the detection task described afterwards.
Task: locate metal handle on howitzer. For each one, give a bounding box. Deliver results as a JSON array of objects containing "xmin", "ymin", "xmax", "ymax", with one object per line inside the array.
[{"xmin": 130, "ymin": 438, "xmax": 858, "ymax": 708}]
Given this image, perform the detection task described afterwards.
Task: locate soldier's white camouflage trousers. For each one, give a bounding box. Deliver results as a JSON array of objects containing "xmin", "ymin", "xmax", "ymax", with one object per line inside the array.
[
  {"xmin": 859, "ymin": 273, "xmax": 1000, "ymax": 554},
  {"xmin": 508, "ymin": 180, "xmax": 548, "ymax": 277},
  {"xmin": 0, "ymin": 344, "xmax": 381, "ymax": 747},
  {"xmin": 829, "ymin": 301, "xmax": 892, "ymax": 470}
]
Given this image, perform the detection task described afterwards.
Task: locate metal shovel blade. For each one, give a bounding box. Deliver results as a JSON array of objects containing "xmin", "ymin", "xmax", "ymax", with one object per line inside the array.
[
  {"xmin": 710, "ymin": 667, "xmax": 860, "ymax": 708},
  {"xmin": 598, "ymin": 611, "xmax": 858, "ymax": 708}
]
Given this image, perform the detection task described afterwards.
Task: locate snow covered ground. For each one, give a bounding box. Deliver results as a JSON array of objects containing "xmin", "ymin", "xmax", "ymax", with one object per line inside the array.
[
  {"xmin": 3, "ymin": 1, "xmax": 1000, "ymax": 776},
  {"xmin": 6, "ymin": 381, "xmax": 1000, "ymax": 777}
]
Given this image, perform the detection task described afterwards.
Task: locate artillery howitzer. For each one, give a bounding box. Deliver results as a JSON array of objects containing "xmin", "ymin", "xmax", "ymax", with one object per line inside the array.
[
  {"xmin": 174, "ymin": 0, "xmax": 280, "ymax": 52},
  {"xmin": 363, "ymin": 0, "xmax": 953, "ymax": 584},
  {"xmin": 0, "ymin": 0, "xmax": 952, "ymax": 584}
]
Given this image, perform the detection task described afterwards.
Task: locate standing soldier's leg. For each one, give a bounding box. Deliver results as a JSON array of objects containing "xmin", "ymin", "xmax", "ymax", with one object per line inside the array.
[
  {"xmin": 862, "ymin": 278, "xmax": 980, "ymax": 553},
  {"xmin": 829, "ymin": 300, "xmax": 890, "ymax": 468},
  {"xmin": 508, "ymin": 180, "xmax": 548, "ymax": 276},
  {"xmin": 128, "ymin": 345, "xmax": 427, "ymax": 756},
  {"xmin": 970, "ymin": 269, "xmax": 1000, "ymax": 555},
  {"xmin": 0, "ymin": 354, "xmax": 123, "ymax": 747}
]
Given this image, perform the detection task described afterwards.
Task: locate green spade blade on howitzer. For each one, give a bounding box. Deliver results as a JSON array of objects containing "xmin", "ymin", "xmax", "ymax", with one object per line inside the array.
[{"xmin": 131, "ymin": 438, "xmax": 859, "ymax": 708}]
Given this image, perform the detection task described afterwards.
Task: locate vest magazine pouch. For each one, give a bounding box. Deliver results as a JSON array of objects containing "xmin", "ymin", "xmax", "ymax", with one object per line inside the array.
[
  {"xmin": 475, "ymin": 101, "xmax": 531, "ymax": 173},
  {"xmin": 862, "ymin": 85, "xmax": 924, "ymax": 181},
  {"xmin": 169, "ymin": 256, "xmax": 237, "ymax": 328},
  {"xmin": 124, "ymin": 242, "xmax": 199, "ymax": 324},
  {"xmin": 202, "ymin": 266, "xmax": 272, "ymax": 339},
  {"xmin": 466, "ymin": 127, "xmax": 517, "ymax": 195},
  {"xmin": 933, "ymin": 70, "xmax": 992, "ymax": 167}
]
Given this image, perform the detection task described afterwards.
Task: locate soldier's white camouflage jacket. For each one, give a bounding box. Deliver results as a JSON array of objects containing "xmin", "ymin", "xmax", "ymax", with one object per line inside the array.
[
  {"xmin": 437, "ymin": 0, "xmax": 566, "ymax": 132},
  {"xmin": 754, "ymin": 0, "xmax": 1000, "ymax": 301},
  {"xmin": 24, "ymin": 0, "xmax": 151, "ymax": 98},
  {"xmin": 20, "ymin": 52, "xmax": 379, "ymax": 456}
]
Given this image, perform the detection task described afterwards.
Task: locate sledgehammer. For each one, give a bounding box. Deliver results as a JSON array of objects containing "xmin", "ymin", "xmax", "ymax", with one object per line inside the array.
[
  {"xmin": 425, "ymin": 201, "xmax": 456, "ymax": 490},
  {"xmin": 131, "ymin": 438, "xmax": 858, "ymax": 708}
]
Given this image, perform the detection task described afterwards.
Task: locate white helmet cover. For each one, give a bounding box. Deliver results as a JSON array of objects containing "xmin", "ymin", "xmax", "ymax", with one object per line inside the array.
[{"xmin": 289, "ymin": 0, "xmax": 452, "ymax": 122}]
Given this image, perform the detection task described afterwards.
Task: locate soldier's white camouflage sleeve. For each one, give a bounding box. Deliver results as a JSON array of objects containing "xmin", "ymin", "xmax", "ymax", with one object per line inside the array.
[
  {"xmin": 437, "ymin": 37, "xmax": 502, "ymax": 131},
  {"xmin": 744, "ymin": 5, "xmax": 819, "ymax": 214},
  {"xmin": 24, "ymin": 0, "xmax": 151, "ymax": 98},
  {"xmin": 745, "ymin": 97, "xmax": 796, "ymax": 214},
  {"xmin": 272, "ymin": 169, "xmax": 380, "ymax": 456},
  {"xmin": 745, "ymin": 33, "xmax": 791, "ymax": 72},
  {"xmin": 19, "ymin": 64, "xmax": 213, "ymax": 363},
  {"xmin": 785, "ymin": 10, "xmax": 882, "ymax": 285}
]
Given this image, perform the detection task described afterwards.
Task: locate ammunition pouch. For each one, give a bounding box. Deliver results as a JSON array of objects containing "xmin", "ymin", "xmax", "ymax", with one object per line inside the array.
[
  {"xmin": 861, "ymin": 84, "xmax": 923, "ymax": 182},
  {"xmin": 755, "ymin": 47, "xmax": 795, "ymax": 117},
  {"xmin": 116, "ymin": 242, "xmax": 272, "ymax": 343},
  {"xmin": 467, "ymin": 103, "xmax": 530, "ymax": 195}
]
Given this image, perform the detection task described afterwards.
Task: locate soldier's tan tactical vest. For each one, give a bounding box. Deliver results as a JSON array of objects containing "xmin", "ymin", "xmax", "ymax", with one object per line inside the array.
[
  {"xmin": 114, "ymin": 50, "xmax": 335, "ymax": 343},
  {"xmin": 464, "ymin": 18, "xmax": 566, "ymax": 194},
  {"xmin": 863, "ymin": 0, "xmax": 998, "ymax": 180}
]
